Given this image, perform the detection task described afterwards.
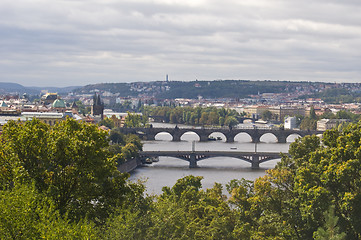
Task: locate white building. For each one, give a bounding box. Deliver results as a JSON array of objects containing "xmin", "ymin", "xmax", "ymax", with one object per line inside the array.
[{"xmin": 284, "ymin": 116, "xmax": 297, "ymax": 129}]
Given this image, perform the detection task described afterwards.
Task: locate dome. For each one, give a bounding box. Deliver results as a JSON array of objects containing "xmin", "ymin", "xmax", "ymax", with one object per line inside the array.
[{"xmin": 52, "ymin": 99, "xmax": 66, "ymax": 108}]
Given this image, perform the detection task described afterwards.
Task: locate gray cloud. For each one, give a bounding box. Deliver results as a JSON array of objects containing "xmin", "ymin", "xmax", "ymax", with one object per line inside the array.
[{"xmin": 0, "ymin": 0, "xmax": 360, "ymax": 87}]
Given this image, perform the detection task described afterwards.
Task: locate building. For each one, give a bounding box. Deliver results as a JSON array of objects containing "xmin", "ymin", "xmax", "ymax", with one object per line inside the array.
[
  {"xmin": 91, "ymin": 93, "xmax": 104, "ymax": 120},
  {"xmin": 243, "ymin": 105, "xmax": 306, "ymax": 121},
  {"xmin": 22, "ymin": 112, "xmax": 65, "ymax": 126},
  {"xmin": 317, "ymin": 119, "xmax": 351, "ymax": 131},
  {"xmin": 52, "ymin": 99, "xmax": 67, "ymax": 113},
  {"xmin": 41, "ymin": 93, "xmax": 58, "ymax": 105},
  {"xmin": 284, "ymin": 116, "xmax": 297, "ymax": 129}
]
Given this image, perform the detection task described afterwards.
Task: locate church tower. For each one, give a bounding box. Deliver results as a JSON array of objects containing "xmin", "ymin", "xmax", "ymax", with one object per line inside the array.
[{"xmin": 91, "ymin": 93, "xmax": 104, "ymax": 119}]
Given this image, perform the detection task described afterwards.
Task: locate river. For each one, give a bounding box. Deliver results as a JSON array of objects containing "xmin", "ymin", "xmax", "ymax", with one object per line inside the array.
[{"xmin": 128, "ymin": 123, "xmax": 298, "ymax": 195}]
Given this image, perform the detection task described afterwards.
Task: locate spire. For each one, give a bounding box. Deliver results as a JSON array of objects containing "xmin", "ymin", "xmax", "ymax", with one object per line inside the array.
[{"xmin": 97, "ymin": 94, "xmax": 102, "ymax": 106}]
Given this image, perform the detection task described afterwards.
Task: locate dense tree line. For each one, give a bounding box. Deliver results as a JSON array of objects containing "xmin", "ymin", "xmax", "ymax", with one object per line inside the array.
[
  {"xmin": 143, "ymin": 106, "xmax": 244, "ymax": 128},
  {"xmin": 1, "ymin": 118, "xmax": 361, "ymax": 239}
]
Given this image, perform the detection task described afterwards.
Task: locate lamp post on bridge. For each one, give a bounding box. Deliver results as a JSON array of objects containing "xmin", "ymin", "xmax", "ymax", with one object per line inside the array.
[
  {"xmin": 252, "ymin": 124, "xmax": 260, "ymax": 168},
  {"xmin": 253, "ymin": 124, "xmax": 258, "ymax": 153},
  {"xmin": 190, "ymin": 140, "xmax": 197, "ymax": 168}
]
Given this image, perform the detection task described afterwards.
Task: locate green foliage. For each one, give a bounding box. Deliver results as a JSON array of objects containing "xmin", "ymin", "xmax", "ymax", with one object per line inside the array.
[
  {"xmin": 299, "ymin": 117, "xmax": 317, "ymax": 130},
  {"xmin": 109, "ymin": 128, "xmax": 125, "ymax": 144},
  {"xmin": 148, "ymin": 176, "xmax": 237, "ymax": 239},
  {"xmin": 157, "ymin": 80, "xmax": 310, "ymax": 99},
  {"xmin": 0, "ymin": 184, "xmax": 98, "ymax": 240},
  {"xmin": 224, "ymin": 116, "xmax": 239, "ymax": 128},
  {"xmin": 75, "ymin": 100, "xmax": 90, "ymax": 115},
  {"xmin": 261, "ymin": 110, "xmax": 273, "ymax": 121},
  {"xmin": 309, "ymin": 106, "xmax": 317, "ymax": 120},
  {"xmin": 98, "ymin": 117, "xmax": 115, "ymax": 129},
  {"xmin": 2, "ymin": 114, "xmax": 361, "ymax": 239},
  {"xmin": 245, "ymin": 121, "xmax": 361, "ymax": 239},
  {"xmin": 314, "ymin": 206, "xmax": 346, "ymax": 240},
  {"xmin": 0, "ymin": 118, "xmax": 140, "ymax": 224},
  {"xmin": 304, "ymin": 88, "xmax": 361, "ymax": 104},
  {"xmin": 124, "ymin": 112, "xmax": 148, "ymax": 127},
  {"xmin": 144, "ymin": 106, "xmax": 241, "ymax": 127}
]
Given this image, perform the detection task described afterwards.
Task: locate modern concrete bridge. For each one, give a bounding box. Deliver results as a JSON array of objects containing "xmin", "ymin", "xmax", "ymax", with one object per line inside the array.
[
  {"xmin": 118, "ymin": 126, "xmax": 323, "ymax": 143},
  {"xmin": 139, "ymin": 150, "xmax": 286, "ymax": 168}
]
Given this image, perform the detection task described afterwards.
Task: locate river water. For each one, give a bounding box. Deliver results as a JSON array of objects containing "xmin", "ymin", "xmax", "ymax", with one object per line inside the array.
[{"xmin": 129, "ymin": 123, "xmax": 298, "ymax": 195}]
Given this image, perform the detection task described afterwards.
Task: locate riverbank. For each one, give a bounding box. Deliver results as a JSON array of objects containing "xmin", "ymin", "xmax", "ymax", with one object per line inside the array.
[{"xmin": 117, "ymin": 158, "xmax": 142, "ymax": 173}]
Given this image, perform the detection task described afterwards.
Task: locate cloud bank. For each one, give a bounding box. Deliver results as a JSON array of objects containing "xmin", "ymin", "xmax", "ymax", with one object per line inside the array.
[{"xmin": 1, "ymin": 0, "xmax": 361, "ymax": 86}]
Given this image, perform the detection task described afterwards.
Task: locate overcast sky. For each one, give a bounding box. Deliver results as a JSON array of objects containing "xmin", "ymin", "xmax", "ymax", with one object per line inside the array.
[{"xmin": 1, "ymin": 0, "xmax": 361, "ymax": 87}]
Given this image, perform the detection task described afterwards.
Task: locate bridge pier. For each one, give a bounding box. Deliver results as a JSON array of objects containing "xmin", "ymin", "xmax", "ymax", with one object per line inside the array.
[
  {"xmin": 145, "ymin": 134, "xmax": 156, "ymax": 141},
  {"xmin": 277, "ymin": 135, "xmax": 287, "ymax": 143},
  {"xmin": 251, "ymin": 154, "xmax": 260, "ymax": 169},
  {"xmin": 251, "ymin": 136, "xmax": 260, "ymax": 143},
  {"xmin": 226, "ymin": 136, "xmax": 235, "ymax": 143},
  {"xmin": 189, "ymin": 154, "xmax": 198, "ymax": 168},
  {"xmin": 172, "ymin": 134, "xmax": 181, "ymax": 141},
  {"xmin": 199, "ymin": 134, "xmax": 209, "ymax": 142}
]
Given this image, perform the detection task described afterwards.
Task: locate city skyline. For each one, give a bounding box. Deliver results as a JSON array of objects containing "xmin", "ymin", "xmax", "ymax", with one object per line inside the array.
[{"xmin": 1, "ymin": 0, "xmax": 361, "ymax": 87}]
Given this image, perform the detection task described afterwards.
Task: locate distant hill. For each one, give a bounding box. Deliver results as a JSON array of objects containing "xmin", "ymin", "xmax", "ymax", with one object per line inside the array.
[
  {"xmin": 74, "ymin": 83, "xmax": 135, "ymax": 96},
  {"xmin": 29, "ymin": 86, "xmax": 82, "ymax": 94},
  {"xmin": 0, "ymin": 82, "xmax": 30, "ymax": 94},
  {"xmin": 73, "ymin": 80, "xmax": 332, "ymax": 99},
  {"xmin": 0, "ymin": 82, "xmax": 81, "ymax": 95}
]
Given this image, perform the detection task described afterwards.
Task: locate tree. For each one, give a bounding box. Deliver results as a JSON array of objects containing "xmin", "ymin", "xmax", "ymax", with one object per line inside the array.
[
  {"xmin": 261, "ymin": 110, "xmax": 273, "ymax": 121},
  {"xmin": 0, "ymin": 184, "xmax": 98, "ymax": 239},
  {"xmin": 0, "ymin": 119, "xmax": 136, "ymax": 224},
  {"xmin": 109, "ymin": 128, "xmax": 125, "ymax": 144},
  {"xmin": 224, "ymin": 116, "xmax": 239, "ymax": 128},
  {"xmin": 98, "ymin": 117, "xmax": 114, "ymax": 129},
  {"xmin": 124, "ymin": 112, "xmax": 142, "ymax": 127},
  {"xmin": 219, "ymin": 116, "xmax": 225, "ymax": 126},
  {"xmin": 335, "ymin": 110, "xmax": 353, "ymax": 120},
  {"xmin": 199, "ymin": 112, "xmax": 209, "ymax": 126},
  {"xmin": 147, "ymin": 176, "xmax": 237, "ymax": 239},
  {"xmin": 207, "ymin": 111, "xmax": 220, "ymax": 125},
  {"xmin": 309, "ymin": 106, "xmax": 317, "ymax": 120},
  {"xmin": 299, "ymin": 117, "xmax": 317, "ymax": 130},
  {"xmin": 314, "ymin": 206, "xmax": 346, "ymax": 240},
  {"xmin": 243, "ymin": 121, "xmax": 361, "ymax": 239}
]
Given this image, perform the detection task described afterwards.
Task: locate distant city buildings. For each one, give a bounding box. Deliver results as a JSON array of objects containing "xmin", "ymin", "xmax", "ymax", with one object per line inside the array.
[
  {"xmin": 0, "ymin": 80, "xmax": 360, "ymax": 133},
  {"xmin": 317, "ymin": 119, "xmax": 351, "ymax": 131}
]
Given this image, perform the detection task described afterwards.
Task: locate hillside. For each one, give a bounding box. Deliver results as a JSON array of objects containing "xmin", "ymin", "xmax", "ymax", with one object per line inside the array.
[
  {"xmin": 73, "ymin": 80, "xmax": 331, "ymax": 99},
  {"xmin": 0, "ymin": 82, "xmax": 81, "ymax": 95}
]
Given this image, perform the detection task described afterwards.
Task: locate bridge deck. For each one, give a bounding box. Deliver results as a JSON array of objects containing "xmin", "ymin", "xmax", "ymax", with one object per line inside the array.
[
  {"xmin": 140, "ymin": 150, "xmax": 285, "ymax": 157},
  {"xmin": 139, "ymin": 150, "xmax": 287, "ymax": 168}
]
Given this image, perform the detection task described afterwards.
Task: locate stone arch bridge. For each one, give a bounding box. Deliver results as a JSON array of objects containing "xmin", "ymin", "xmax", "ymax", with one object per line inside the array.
[{"xmin": 117, "ymin": 127, "xmax": 323, "ymax": 143}]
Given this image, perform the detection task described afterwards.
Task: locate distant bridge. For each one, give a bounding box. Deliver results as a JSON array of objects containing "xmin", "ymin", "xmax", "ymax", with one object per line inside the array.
[
  {"xmin": 139, "ymin": 150, "xmax": 286, "ymax": 168},
  {"xmin": 149, "ymin": 116, "xmax": 258, "ymax": 124},
  {"xmin": 118, "ymin": 126, "xmax": 323, "ymax": 143}
]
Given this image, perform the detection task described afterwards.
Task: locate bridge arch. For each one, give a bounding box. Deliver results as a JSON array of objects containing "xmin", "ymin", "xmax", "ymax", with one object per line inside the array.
[
  {"xmin": 259, "ymin": 133, "xmax": 278, "ymax": 143},
  {"xmin": 234, "ymin": 132, "xmax": 252, "ymax": 142},
  {"xmin": 207, "ymin": 132, "xmax": 227, "ymax": 142},
  {"xmin": 180, "ymin": 131, "xmax": 201, "ymax": 141},
  {"xmin": 154, "ymin": 132, "xmax": 173, "ymax": 141},
  {"xmin": 286, "ymin": 133, "xmax": 301, "ymax": 143}
]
